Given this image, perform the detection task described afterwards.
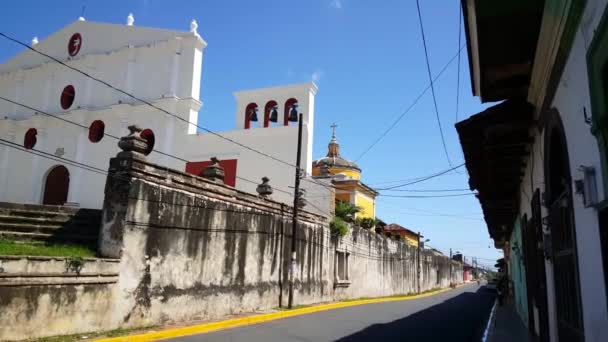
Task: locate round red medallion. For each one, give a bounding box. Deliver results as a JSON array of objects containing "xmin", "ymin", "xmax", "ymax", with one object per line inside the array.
[{"xmin": 68, "ymin": 33, "xmax": 82, "ymax": 57}]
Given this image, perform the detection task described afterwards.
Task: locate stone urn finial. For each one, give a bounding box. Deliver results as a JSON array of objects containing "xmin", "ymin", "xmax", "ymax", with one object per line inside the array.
[
  {"xmin": 319, "ymin": 161, "xmax": 330, "ymax": 176},
  {"xmin": 202, "ymin": 157, "xmax": 225, "ymax": 183},
  {"xmin": 256, "ymin": 177, "xmax": 273, "ymax": 198},
  {"xmin": 117, "ymin": 125, "xmax": 148, "ymax": 160}
]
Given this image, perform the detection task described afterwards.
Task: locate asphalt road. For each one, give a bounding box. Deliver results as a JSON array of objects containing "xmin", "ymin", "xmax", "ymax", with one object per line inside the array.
[{"xmin": 168, "ymin": 283, "xmax": 496, "ymax": 342}]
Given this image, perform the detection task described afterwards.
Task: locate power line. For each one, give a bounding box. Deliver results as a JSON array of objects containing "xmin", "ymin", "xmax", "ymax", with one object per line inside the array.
[
  {"xmin": 353, "ymin": 45, "xmax": 465, "ymax": 163},
  {"xmin": 382, "ymin": 188, "xmax": 472, "ymax": 192},
  {"xmin": 0, "ymin": 32, "xmax": 340, "ymax": 196},
  {"xmin": 378, "ymin": 193, "xmax": 476, "ymax": 198},
  {"xmin": 0, "ymin": 33, "xmax": 300, "ymax": 172},
  {"xmin": 455, "ymin": 0, "xmax": 462, "ymax": 123},
  {"xmin": 375, "ymin": 163, "xmax": 465, "ymax": 190},
  {"xmin": 415, "ymin": 0, "xmax": 451, "ymax": 166}
]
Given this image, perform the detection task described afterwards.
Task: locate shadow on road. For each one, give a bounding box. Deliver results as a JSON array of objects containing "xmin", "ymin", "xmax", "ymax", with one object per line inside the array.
[{"xmin": 334, "ymin": 287, "xmax": 496, "ymax": 342}]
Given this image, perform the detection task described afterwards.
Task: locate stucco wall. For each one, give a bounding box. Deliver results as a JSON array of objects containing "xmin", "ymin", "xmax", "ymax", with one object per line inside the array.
[
  {"xmin": 0, "ymin": 256, "xmax": 121, "ymax": 341},
  {"xmin": 98, "ymin": 153, "xmax": 462, "ymax": 329},
  {"xmin": 515, "ymin": 1, "xmax": 608, "ymax": 340},
  {"xmin": 1, "ymin": 152, "xmax": 461, "ymax": 341}
]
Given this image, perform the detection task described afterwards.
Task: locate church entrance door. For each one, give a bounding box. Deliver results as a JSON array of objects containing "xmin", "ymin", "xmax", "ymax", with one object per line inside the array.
[{"xmin": 43, "ymin": 165, "xmax": 70, "ymax": 206}]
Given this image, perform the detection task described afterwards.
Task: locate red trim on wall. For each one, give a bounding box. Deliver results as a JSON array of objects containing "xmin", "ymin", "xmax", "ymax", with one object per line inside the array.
[
  {"xmin": 244, "ymin": 103, "xmax": 258, "ymax": 129},
  {"xmin": 68, "ymin": 33, "xmax": 82, "ymax": 57},
  {"xmin": 24, "ymin": 128, "xmax": 37, "ymax": 149},
  {"xmin": 264, "ymin": 100, "xmax": 278, "ymax": 128},
  {"xmin": 185, "ymin": 159, "xmax": 238, "ymax": 187},
  {"xmin": 284, "ymin": 98, "xmax": 298, "ymax": 126}
]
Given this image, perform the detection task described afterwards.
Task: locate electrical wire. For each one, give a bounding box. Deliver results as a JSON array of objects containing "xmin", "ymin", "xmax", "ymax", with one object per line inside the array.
[
  {"xmin": 455, "ymin": 0, "xmax": 462, "ymax": 123},
  {"xmin": 381, "ymin": 188, "xmax": 472, "ymax": 192},
  {"xmin": 353, "ymin": 45, "xmax": 465, "ymax": 163},
  {"xmin": 0, "ymin": 31, "xmax": 341, "ymax": 196},
  {"xmin": 378, "ymin": 192, "xmax": 476, "ymax": 198},
  {"xmin": 415, "ymin": 0, "xmax": 451, "ymax": 166},
  {"xmin": 375, "ymin": 163, "xmax": 465, "ymax": 190}
]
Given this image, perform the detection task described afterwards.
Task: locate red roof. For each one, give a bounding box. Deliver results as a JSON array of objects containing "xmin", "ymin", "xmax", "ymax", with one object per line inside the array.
[{"xmin": 384, "ymin": 224, "xmax": 418, "ymax": 236}]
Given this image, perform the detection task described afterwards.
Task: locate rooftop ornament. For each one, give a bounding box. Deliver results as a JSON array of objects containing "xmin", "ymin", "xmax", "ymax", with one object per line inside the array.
[
  {"xmin": 127, "ymin": 13, "xmax": 135, "ymax": 26},
  {"xmin": 31, "ymin": 37, "xmax": 38, "ymax": 46},
  {"xmin": 202, "ymin": 157, "xmax": 225, "ymax": 184},
  {"xmin": 117, "ymin": 125, "xmax": 149, "ymax": 160},
  {"xmin": 190, "ymin": 19, "xmax": 199, "ymax": 36},
  {"xmin": 78, "ymin": 16, "xmax": 85, "ymax": 21},
  {"xmin": 256, "ymin": 177, "xmax": 273, "ymax": 198}
]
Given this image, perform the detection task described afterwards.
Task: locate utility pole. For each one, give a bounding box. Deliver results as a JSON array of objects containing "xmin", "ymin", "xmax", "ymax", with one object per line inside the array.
[
  {"xmin": 449, "ymin": 248, "xmax": 452, "ymax": 285},
  {"xmin": 417, "ymin": 231, "xmax": 421, "ymax": 294},
  {"xmin": 288, "ymin": 113, "xmax": 303, "ymax": 309}
]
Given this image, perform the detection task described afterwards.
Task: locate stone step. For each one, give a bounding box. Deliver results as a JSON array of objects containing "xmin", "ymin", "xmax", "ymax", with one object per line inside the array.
[
  {"xmin": 0, "ymin": 231, "xmax": 98, "ymax": 244},
  {"xmin": 0, "ymin": 208, "xmax": 101, "ymax": 220},
  {"xmin": 0, "ymin": 222, "xmax": 99, "ymax": 236},
  {"xmin": 0, "ymin": 214, "xmax": 101, "ymax": 227}
]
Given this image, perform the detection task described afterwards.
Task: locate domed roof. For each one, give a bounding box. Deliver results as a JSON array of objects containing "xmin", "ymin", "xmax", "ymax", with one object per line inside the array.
[{"xmin": 312, "ymin": 123, "xmax": 361, "ymax": 173}]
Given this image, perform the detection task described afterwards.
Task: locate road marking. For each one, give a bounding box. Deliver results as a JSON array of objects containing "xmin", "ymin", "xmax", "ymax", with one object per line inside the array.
[
  {"xmin": 96, "ymin": 284, "xmax": 470, "ymax": 342},
  {"xmin": 482, "ymin": 298, "xmax": 498, "ymax": 342}
]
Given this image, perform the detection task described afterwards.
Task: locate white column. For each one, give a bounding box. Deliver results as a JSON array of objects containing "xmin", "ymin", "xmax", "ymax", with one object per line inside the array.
[
  {"xmin": 30, "ymin": 127, "xmax": 44, "ymax": 203},
  {"xmin": 0, "ymin": 126, "xmax": 16, "ymax": 201},
  {"xmin": 67, "ymin": 119, "xmax": 87, "ymax": 205}
]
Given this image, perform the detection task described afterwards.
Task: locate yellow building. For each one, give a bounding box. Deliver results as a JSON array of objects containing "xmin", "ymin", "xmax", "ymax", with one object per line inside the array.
[{"xmin": 312, "ymin": 124, "xmax": 378, "ymax": 219}]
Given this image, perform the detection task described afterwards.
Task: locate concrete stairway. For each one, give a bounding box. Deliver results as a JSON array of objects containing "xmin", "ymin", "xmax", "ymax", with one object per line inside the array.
[{"xmin": 0, "ymin": 202, "xmax": 101, "ymax": 246}]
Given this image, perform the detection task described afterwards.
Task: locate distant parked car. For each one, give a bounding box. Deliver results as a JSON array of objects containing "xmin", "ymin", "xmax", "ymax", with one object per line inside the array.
[{"xmin": 485, "ymin": 278, "xmax": 498, "ymax": 291}]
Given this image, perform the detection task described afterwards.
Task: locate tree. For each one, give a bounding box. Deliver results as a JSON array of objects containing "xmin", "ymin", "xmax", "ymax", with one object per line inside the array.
[
  {"xmin": 355, "ymin": 217, "xmax": 376, "ymax": 230},
  {"xmin": 334, "ymin": 201, "xmax": 361, "ymax": 223}
]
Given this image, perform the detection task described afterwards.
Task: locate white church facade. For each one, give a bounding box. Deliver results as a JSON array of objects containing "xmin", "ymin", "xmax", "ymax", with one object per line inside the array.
[{"xmin": 0, "ymin": 17, "xmax": 326, "ymax": 212}]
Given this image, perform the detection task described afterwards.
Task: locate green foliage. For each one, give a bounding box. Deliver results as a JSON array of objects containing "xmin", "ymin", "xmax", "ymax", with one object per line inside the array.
[
  {"xmin": 375, "ymin": 218, "xmax": 387, "ymax": 228},
  {"xmin": 355, "ymin": 217, "xmax": 376, "ymax": 229},
  {"xmin": 0, "ymin": 239, "xmax": 96, "ymax": 258},
  {"xmin": 334, "ymin": 201, "xmax": 361, "ymax": 223},
  {"xmin": 393, "ymin": 234, "xmax": 402, "ymax": 241},
  {"xmin": 330, "ymin": 217, "xmax": 349, "ymax": 238}
]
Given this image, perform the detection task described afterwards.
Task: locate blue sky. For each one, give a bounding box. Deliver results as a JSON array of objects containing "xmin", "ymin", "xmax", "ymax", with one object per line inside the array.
[{"xmin": 0, "ymin": 0, "xmax": 501, "ymax": 266}]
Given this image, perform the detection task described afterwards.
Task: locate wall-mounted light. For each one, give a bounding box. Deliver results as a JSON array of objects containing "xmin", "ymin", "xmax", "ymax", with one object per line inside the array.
[{"xmin": 575, "ymin": 165, "xmax": 598, "ymax": 208}]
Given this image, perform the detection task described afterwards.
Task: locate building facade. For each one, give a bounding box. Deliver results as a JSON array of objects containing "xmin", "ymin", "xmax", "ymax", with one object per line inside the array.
[
  {"xmin": 457, "ymin": 1, "xmax": 608, "ymax": 341},
  {"xmin": 0, "ymin": 18, "xmax": 328, "ymax": 213},
  {"xmin": 312, "ymin": 126, "xmax": 377, "ymax": 219}
]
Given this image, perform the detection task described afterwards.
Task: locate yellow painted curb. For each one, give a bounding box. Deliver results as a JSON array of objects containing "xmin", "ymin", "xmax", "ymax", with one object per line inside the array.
[{"xmin": 96, "ymin": 284, "xmax": 468, "ymax": 342}]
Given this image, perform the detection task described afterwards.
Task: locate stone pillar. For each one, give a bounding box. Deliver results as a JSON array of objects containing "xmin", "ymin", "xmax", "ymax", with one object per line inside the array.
[{"xmin": 98, "ymin": 125, "xmax": 148, "ymax": 258}]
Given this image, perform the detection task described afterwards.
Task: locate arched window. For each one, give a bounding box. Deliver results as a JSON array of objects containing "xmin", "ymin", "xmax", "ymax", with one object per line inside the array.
[
  {"xmin": 284, "ymin": 98, "xmax": 299, "ymax": 126},
  {"xmin": 60, "ymin": 85, "xmax": 75, "ymax": 110},
  {"xmin": 141, "ymin": 128, "xmax": 155, "ymax": 155},
  {"xmin": 244, "ymin": 103, "xmax": 258, "ymax": 129},
  {"xmin": 88, "ymin": 120, "xmax": 105, "ymax": 143},
  {"xmin": 264, "ymin": 100, "xmax": 278, "ymax": 128},
  {"xmin": 24, "ymin": 128, "xmax": 37, "ymax": 149}
]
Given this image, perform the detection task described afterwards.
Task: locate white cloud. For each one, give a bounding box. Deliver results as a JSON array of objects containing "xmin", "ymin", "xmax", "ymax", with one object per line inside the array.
[
  {"xmin": 311, "ymin": 69, "xmax": 324, "ymax": 82},
  {"xmin": 329, "ymin": 0, "xmax": 342, "ymax": 9}
]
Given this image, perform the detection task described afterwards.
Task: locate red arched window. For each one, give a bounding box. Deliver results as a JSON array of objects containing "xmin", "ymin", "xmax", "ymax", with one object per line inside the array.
[
  {"xmin": 88, "ymin": 120, "xmax": 105, "ymax": 143},
  {"xmin": 284, "ymin": 98, "xmax": 298, "ymax": 126},
  {"xmin": 244, "ymin": 103, "xmax": 258, "ymax": 129},
  {"xmin": 24, "ymin": 128, "xmax": 37, "ymax": 149},
  {"xmin": 140, "ymin": 128, "xmax": 155, "ymax": 155},
  {"xmin": 60, "ymin": 85, "xmax": 75, "ymax": 110},
  {"xmin": 263, "ymin": 100, "xmax": 278, "ymax": 128}
]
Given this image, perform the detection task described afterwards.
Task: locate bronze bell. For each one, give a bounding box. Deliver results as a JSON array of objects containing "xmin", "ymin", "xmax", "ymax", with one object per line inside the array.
[
  {"xmin": 288, "ymin": 104, "xmax": 298, "ymax": 122},
  {"xmin": 269, "ymin": 106, "xmax": 278, "ymax": 122},
  {"xmin": 250, "ymin": 108, "xmax": 258, "ymax": 122}
]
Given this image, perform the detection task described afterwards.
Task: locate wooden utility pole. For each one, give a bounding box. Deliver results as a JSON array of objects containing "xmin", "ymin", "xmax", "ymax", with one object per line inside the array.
[
  {"xmin": 449, "ymin": 248, "xmax": 452, "ymax": 285},
  {"xmin": 287, "ymin": 113, "xmax": 303, "ymax": 309},
  {"xmin": 417, "ymin": 231, "xmax": 421, "ymax": 294}
]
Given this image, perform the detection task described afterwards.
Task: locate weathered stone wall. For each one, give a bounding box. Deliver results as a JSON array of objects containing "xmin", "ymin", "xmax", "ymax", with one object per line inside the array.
[
  {"xmin": 0, "ymin": 256, "xmax": 120, "ymax": 341},
  {"xmin": 1, "ymin": 150, "xmax": 462, "ymax": 340},
  {"xmin": 98, "ymin": 153, "xmax": 463, "ymax": 328}
]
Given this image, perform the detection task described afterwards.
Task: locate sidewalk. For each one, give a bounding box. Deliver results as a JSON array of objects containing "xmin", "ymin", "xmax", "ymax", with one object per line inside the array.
[{"xmin": 488, "ymin": 298, "xmax": 531, "ymax": 342}]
